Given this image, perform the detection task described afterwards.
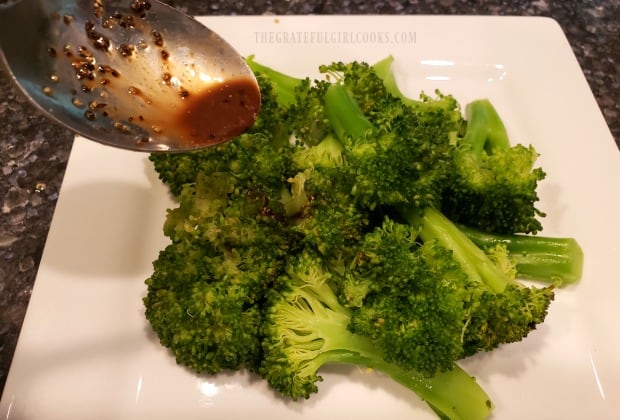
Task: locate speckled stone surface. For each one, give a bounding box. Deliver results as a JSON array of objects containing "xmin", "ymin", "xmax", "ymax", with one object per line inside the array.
[{"xmin": 0, "ymin": 0, "xmax": 618, "ymax": 394}]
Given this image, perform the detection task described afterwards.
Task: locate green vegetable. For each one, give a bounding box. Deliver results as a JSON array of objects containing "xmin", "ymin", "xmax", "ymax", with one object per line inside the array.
[
  {"xmin": 262, "ymin": 249, "xmax": 493, "ymax": 420},
  {"xmin": 399, "ymin": 206, "xmax": 555, "ymax": 356},
  {"xmin": 458, "ymin": 224, "xmax": 584, "ymax": 286},
  {"xmin": 441, "ymin": 99, "xmax": 547, "ymax": 234},
  {"xmin": 246, "ymin": 54, "xmax": 304, "ymax": 108},
  {"xmin": 144, "ymin": 55, "xmax": 583, "ymax": 420},
  {"xmin": 374, "ymin": 55, "xmax": 547, "ymax": 234},
  {"xmin": 318, "ymin": 80, "xmax": 554, "ymax": 366},
  {"xmin": 145, "ymin": 72, "xmax": 297, "ymax": 374}
]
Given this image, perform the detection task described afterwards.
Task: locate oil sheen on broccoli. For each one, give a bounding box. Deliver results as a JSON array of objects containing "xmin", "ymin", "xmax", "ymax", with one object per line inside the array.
[{"xmin": 144, "ymin": 54, "xmax": 583, "ymax": 420}]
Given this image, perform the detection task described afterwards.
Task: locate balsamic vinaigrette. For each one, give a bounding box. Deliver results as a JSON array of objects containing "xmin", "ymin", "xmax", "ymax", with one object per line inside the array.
[
  {"xmin": 43, "ymin": 0, "xmax": 260, "ymax": 150},
  {"xmin": 172, "ymin": 77, "xmax": 261, "ymax": 146}
]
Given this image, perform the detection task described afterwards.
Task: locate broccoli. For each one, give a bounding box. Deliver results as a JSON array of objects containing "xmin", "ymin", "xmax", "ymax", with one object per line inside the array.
[
  {"xmin": 321, "ymin": 61, "xmax": 463, "ymax": 211},
  {"xmin": 371, "ymin": 55, "xmax": 465, "ymax": 140},
  {"xmin": 144, "ymin": 70, "xmax": 298, "ymax": 374},
  {"xmin": 144, "ymin": 56, "xmax": 583, "ymax": 420},
  {"xmin": 260, "ymin": 59, "xmax": 557, "ymax": 411},
  {"xmin": 144, "ymin": 241, "xmax": 268, "ymax": 374},
  {"xmin": 373, "ymin": 56, "xmax": 546, "ymax": 234},
  {"xmin": 441, "ymin": 99, "xmax": 547, "ymax": 234},
  {"xmin": 399, "ymin": 206, "xmax": 555, "ymax": 356},
  {"xmin": 261, "ymin": 249, "xmax": 493, "ymax": 420},
  {"xmin": 145, "ymin": 167, "xmax": 294, "ymax": 374},
  {"xmin": 316, "ymin": 77, "xmax": 554, "ymax": 363},
  {"xmin": 458, "ymin": 223, "xmax": 584, "ymax": 286},
  {"xmin": 246, "ymin": 55, "xmax": 303, "ymax": 108},
  {"xmin": 322, "ymin": 83, "xmax": 454, "ymax": 210},
  {"xmin": 341, "ymin": 218, "xmax": 473, "ymax": 376}
]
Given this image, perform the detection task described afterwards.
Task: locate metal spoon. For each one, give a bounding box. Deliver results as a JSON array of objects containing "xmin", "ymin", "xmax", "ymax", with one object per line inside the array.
[{"xmin": 0, "ymin": 0, "xmax": 261, "ymax": 152}]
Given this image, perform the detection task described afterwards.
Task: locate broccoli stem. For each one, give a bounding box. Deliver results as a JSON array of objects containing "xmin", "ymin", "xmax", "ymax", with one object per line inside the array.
[
  {"xmin": 351, "ymin": 355, "xmax": 492, "ymax": 420},
  {"xmin": 323, "ymin": 83, "xmax": 374, "ymax": 141},
  {"xmin": 372, "ymin": 358, "xmax": 492, "ymax": 420},
  {"xmin": 400, "ymin": 207, "xmax": 512, "ymax": 293},
  {"xmin": 372, "ymin": 56, "xmax": 407, "ymax": 101},
  {"xmin": 462, "ymin": 99, "xmax": 510, "ymax": 153},
  {"xmin": 246, "ymin": 55, "xmax": 303, "ymax": 107},
  {"xmin": 458, "ymin": 224, "xmax": 584, "ymax": 286},
  {"xmin": 372, "ymin": 55, "xmax": 423, "ymax": 109}
]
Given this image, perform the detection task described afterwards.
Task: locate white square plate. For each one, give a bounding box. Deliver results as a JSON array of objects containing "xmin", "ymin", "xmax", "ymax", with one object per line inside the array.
[{"xmin": 2, "ymin": 16, "xmax": 619, "ymax": 420}]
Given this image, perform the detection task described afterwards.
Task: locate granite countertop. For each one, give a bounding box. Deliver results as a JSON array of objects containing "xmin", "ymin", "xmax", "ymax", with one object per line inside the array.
[{"xmin": 1, "ymin": 0, "xmax": 618, "ymax": 395}]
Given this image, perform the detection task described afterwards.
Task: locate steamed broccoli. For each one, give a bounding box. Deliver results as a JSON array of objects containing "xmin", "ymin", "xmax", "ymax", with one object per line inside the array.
[
  {"xmin": 145, "ymin": 70, "xmax": 297, "ymax": 374},
  {"xmin": 246, "ymin": 54, "xmax": 303, "ymax": 108},
  {"xmin": 145, "ymin": 167, "xmax": 294, "ymax": 375},
  {"xmin": 317, "ymin": 79, "xmax": 554, "ymax": 364},
  {"xmin": 144, "ymin": 56, "xmax": 583, "ymax": 420},
  {"xmin": 144, "ymin": 241, "xmax": 268, "ymax": 374},
  {"xmin": 341, "ymin": 219, "xmax": 472, "ymax": 376},
  {"xmin": 458, "ymin": 223, "xmax": 584, "ymax": 286},
  {"xmin": 322, "ymin": 69, "xmax": 459, "ymax": 210},
  {"xmin": 372, "ymin": 55, "xmax": 466, "ymax": 136},
  {"xmin": 261, "ymin": 249, "xmax": 493, "ymax": 420},
  {"xmin": 400, "ymin": 206, "xmax": 554, "ymax": 356},
  {"xmin": 441, "ymin": 99, "xmax": 547, "ymax": 234},
  {"xmin": 374, "ymin": 56, "xmax": 546, "ymax": 234}
]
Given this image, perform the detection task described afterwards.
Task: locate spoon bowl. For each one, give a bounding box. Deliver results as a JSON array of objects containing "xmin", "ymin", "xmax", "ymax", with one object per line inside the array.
[{"xmin": 0, "ymin": 0, "xmax": 260, "ymax": 152}]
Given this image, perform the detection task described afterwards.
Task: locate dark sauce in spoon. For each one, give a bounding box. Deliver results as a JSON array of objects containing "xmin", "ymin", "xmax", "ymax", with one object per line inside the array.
[
  {"xmin": 171, "ymin": 77, "xmax": 260, "ymax": 147},
  {"xmin": 43, "ymin": 0, "xmax": 260, "ymax": 150}
]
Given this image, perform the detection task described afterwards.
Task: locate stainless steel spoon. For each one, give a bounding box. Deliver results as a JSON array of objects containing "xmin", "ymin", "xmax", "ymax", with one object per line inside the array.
[{"xmin": 0, "ymin": 0, "xmax": 261, "ymax": 152}]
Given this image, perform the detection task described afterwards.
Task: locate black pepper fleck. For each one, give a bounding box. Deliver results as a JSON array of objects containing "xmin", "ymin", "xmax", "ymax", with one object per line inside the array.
[
  {"xmin": 84, "ymin": 109, "xmax": 96, "ymax": 120},
  {"xmin": 151, "ymin": 30, "xmax": 164, "ymax": 47}
]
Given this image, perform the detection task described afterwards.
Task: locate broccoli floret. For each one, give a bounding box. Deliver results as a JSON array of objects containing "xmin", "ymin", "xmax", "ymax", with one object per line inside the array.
[
  {"xmin": 403, "ymin": 206, "xmax": 513, "ymax": 293},
  {"xmin": 291, "ymin": 133, "xmax": 344, "ymax": 171},
  {"xmin": 144, "ymin": 164, "xmax": 293, "ymax": 374},
  {"xmin": 144, "ymin": 241, "xmax": 270, "ymax": 374},
  {"xmin": 441, "ymin": 99, "xmax": 547, "ymax": 234},
  {"xmin": 279, "ymin": 80, "xmax": 372, "ymax": 256},
  {"xmin": 371, "ymin": 55, "xmax": 404, "ymax": 102},
  {"xmin": 400, "ymin": 206, "xmax": 555, "ymax": 355},
  {"xmin": 342, "ymin": 218, "xmax": 470, "ymax": 376},
  {"xmin": 288, "ymin": 78, "xmax": 333, "ymax": 146},
  {"xmin": 145, "ymin": 79, "xmax": 297, "ymax": 374},
  {"xmin": 461, "ymin": 282, "xmax": 555, "ymax": 357},
  {"xmin": 373, "ymin": 58, "xmax": 545, "ymax": 234},
  {"xmin": 163, "ymin": 170, "xmax": 291, "ymax": 248},
  {"xmin": 288, "ymin": 166, "xmax": 370, "ymax": 257},
  {"xmin": 319, "ymin": 60, "xmax": 402, "ymax": 130},
  {"xmin": 151, "ymin": 129, "xmax": 293, "ymax": 207},
  {"xmin": 323, "ymin": 82, "xmax": 453, "ymax": 209},
  {"xmin": 292, "ymin": 195, "xmax": 368, "ymax": 256},
  {"xmin": 261, "ymin": 249, "xmax": 493, "ymax": 420},
  {"xmin": 371, "ymin": 55, "xmax": 465, "ymax": 141}
]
